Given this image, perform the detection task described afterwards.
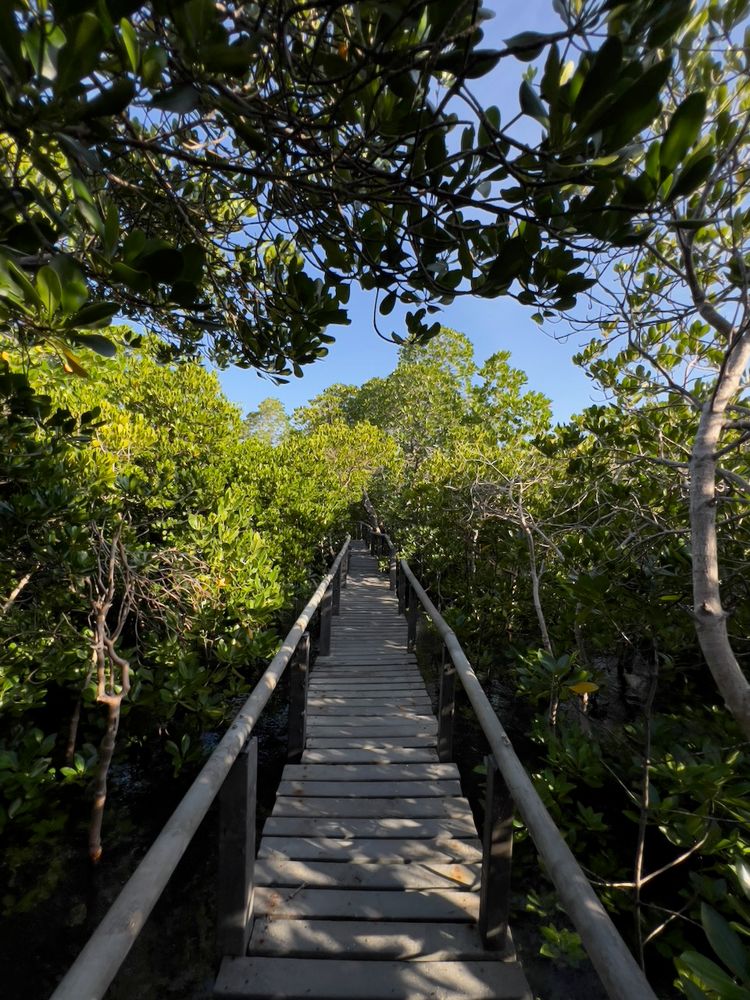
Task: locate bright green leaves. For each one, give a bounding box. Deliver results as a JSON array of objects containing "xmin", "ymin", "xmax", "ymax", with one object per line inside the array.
[
  {"xmin": 519, "ymin": 80, "xmax": 549, "ymax": 129},
  {"xmin": 661, "ymin": 93, "xmax": 708, "ymax": 173},
  {"xmin": 119, "ymin": 18, "xmax": 139, "ymax": 73},
  {"xmin": 55, "ymin": 13, "xmax": 105, "ymax": 94}
]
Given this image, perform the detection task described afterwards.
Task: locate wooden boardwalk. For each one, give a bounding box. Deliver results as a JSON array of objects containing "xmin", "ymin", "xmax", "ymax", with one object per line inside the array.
[{"xmin": 215, "ymin": 542, "xmax": 531, "ymax": 999}]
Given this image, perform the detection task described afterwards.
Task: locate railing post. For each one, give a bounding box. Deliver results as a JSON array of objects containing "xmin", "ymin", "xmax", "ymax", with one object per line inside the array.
[
  {"xmin": 341, "ymin": 546, "xmax": 349, "ymax": 588},
  {"xmin": 332, "ymin": 562, "xmax": 341, "ymax": 614},
  {"xmin": 288, "ymin": 632, "xmax": 310, "ymax": 763},
  {"xmin": 479, "ymin": 754, "xmax": 514, "ymax": 953},
  {"xmin": 319, "ymin": 585, "xmax": 332, "ymax": 656},
  {"xmin": 370, "ymin": 530, "xmax": 377, "ymax": 556},
  {"xmin": 398, "ymin": 562, "xmax": 406, "ymax": 615},
  {"xmin": 217, "ymin": 737, "xmax": 257, "ymax": 959},
  {"xmin": 437, "ymin": 644, "xmax": 456, "ymax": 762},
  {"xmin": 388, "ymin": 550, "xmax": 397, "ymax": 591},
  {"xmin": 407, "ymin": 584, "xmax": 418, "ymax": 651}
]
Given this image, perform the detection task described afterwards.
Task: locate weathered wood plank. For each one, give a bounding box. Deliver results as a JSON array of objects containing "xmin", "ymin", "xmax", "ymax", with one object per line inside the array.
[
  {"xmin": 215, "ymin": 957, "xmax": 532, "ymax": 999},
  {"xmin": 248, "ymin": 918, "xmax": 498, "ymax": 962},
  {"xmin": 254, "ymin": 858, "xmax": 481, "ymax": 890},
  {"xmin": 276, "ymin": 778, "xmax": 458, "ymax": 797},
  {"xmin": 262, "ymin": 815, "xmax": 477, "ymax": 839},
  {"xmin": 300, "ymin": 748, "xmax": 439, "ymax": 764},
  {"xmin": 282, "ymin": 763, "xmax": 459, "ymax": 781},
  {"xmin": 305, "ymin": 717, "xmax": 437, "ymax": 731},
  {"xmin": 253, "ymin": 886, "xmax": 480, "ymax": 921},
  {"xmin": 306, "ymin": 736, "xmax": 437, "ymax": 749},
  {"xmin": 257, "ymin": 836, "xmax": 482, "ymax": 863},
  {"xmin": 271, "ymin": 796, "xmax": 472, "ymax": 819}
]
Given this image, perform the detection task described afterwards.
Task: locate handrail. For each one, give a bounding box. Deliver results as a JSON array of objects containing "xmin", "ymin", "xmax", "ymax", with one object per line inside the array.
[
  {"xmin": 51, "ymin": 536, "xmax": 351, "ymax": 1000},
  {"xmin": 397, "ymin": 556, "xmax": 657, "ymax": 1000}
]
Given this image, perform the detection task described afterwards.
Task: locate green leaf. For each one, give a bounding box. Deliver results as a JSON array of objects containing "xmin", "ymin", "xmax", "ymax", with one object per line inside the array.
[
  {"xmin": 36, "ymin": 265, "xmax": 62, "ymax": 317},
  {"xmin": 519, "ymin": 81, "xmax": 548, "ymax": 128},
  {"xmin": 661, "ymin": 93, "xmax": 707, "ymax": 174},
  {"xmin": 65, "ymin": 301, "xmax": 118, "ymax": 330},
  {"xmin": 68, "ymin": 332, "xmax": 117, "ymax": 356},
  {"xmin": 668, "ymin": 153, "xmax": 715, "ymax": 201},
  {"xmin": 380, "ymin": 292, "xmax": 396, "ymax": 316},
  {"xmin": 701, "ymin": 904, "xmax": 750, "ymax": 982},
  {"xmin": 574, "ymin": 37, "xmax": 623, "ymax": 117},
  {"xmin": 679, "ymin": 952, "xmax": 750, "ymax": 1000},
  {"xmin": 142, "ymin": 45, "xmax": 167, "ymax": 88},
  {"xmin": 120, "ymin": 18, "xmax": 139, "ymax": 72},
  {"xmin": 111, "ymin": 262, "xmax": 151, "ymax": 293},
  {"xmin": 151, "ymin": 84, "xmax": 202, "ymax": 114},
  {"xmin": 51, "ymin": 256, "xmax": 89, "ymax": 313},
  {"xmin": 55, "ymin": 13, "xmax": 104, "ymax": 94},
  {"xmin": 504, "ymin": 31, "xmax": 547, "ymax": 62},
  {"xmin": 81, "ymin": 78, "xmax": 136, "ymax": 120}
]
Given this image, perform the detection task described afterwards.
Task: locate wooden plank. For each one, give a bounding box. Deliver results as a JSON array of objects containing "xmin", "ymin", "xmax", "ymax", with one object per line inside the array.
[
  {"xmin": 253, "ymin": 886, "xmax": 480, "ymax": 921},
  {"xmin": 257, "ymin": 836, "xmax": 482, "ymax": 863},
  {"xmin": 248, "ymin": 917, "xmax": 498, "ymax": 962},
  {"xmin": 263, "ymin": 815, "xmax": 476, "ymax": 839},
  {"xmin": 301, "ymin": 748, "xmax": 438, "ymax": 764},
  {"xmin": 302, "ymin": 726, "xmax": 437, "ymax": 739},
  {"xmin": 306, "ymin": 736, "xmax": 437, "ymax": 749},
  {"xmin": 306, "ymin": 717, "xmax": 437, "ymax": 731},
  {"xmin": 271, "ymin": 796, "xmax": 472, "ymax": 819},
  {"xmin": 307, "ymin": 698, "xmax": 432, "ymax": 709},
  {"xmin": 282, "ymin": 763, "xmax": 459, "ymax": 781},
  {"xmin": 215, "ymin": 957, "xmax": 532, "ymax": 999},
  {"xmin": 306, "ymin": 708, "xmax": 432, "ymax": 719},
  {"xmin": 277, "ymin": 778, "xmax": 458, "ymax": 797},
  {"xmin": 254, "ymin": 858, "xmax": 481, "ymax": 890}
]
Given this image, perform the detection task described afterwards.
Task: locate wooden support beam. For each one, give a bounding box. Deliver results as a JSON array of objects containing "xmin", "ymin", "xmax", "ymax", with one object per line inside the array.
[
  {"xmin": 319, "ymin": 587, "xmax": 332, "ymax": 657},
  {"xmin": 332, "ymin": 564, "xmax": 341, "ymax": 615},
  {"xmin": 288, "ymin": 633, "xmax": 310, "ymax": 764},
  {"xmin": 437, "ymin": 645, "xmax": 456, "ymax": 763},
  {"xmin": 407, "ymin": 585, "xmax": 418, "ymax": 652},
  {"xmin": 397, "ymin": 563, "xmax": 406, "ymax": 616},
  {"xmin": 479, "ymin": 754, "xmax": 513, "ymax": 953},
  {"xmin": 218, "ymin": 738, "xmax": 257, "ymax": 959}
]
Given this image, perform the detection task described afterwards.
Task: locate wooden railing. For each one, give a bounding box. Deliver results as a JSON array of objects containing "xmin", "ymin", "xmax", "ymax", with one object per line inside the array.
[
  {"xmin": 50, "ymin": 537, "xmax": 351, "ymax": 1000},
  {"xmin": 361, "ymin": 523, "xmax": 657, "ymax": 1000}
]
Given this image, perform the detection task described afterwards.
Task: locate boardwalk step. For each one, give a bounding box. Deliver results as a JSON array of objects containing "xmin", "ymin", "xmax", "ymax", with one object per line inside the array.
[
  {"xmin": 215, "ymin": 957, "xmax": 532, "ymax": 999},
  {"xmin": 257, "ymin": 836, "xmax": 481, "ymax": 863},
  {"xmin": 277, "ymin": 778, "xmax": 456, "ymax": 797},
  {"xmin": 300, "ymin": 748, "xmax": 439, "ymax": 764},
  {"xmin": 254, "ymin": 859, "xmax": 481, "ymax": 890},
  {"xmin": 271, "ymin": 796, "xmax": 472, "ymax": 819},
  {"xmin": 262, "ymin": 815, "xmax": 477, "ymax": 839},
  {"xmin": 282, "ymin": 763, "xmax": 458, "ymax": 781},
  {"xmin": 248, "ymin": 918, "xmax": 500, "ymax": 961},
  {"xmin": 253, "ymin": 886, "xmax": 479, "ymax": 921},
  {"xmin": 306, "ymin": 736, "xmax": 437, "ymax": 749}
]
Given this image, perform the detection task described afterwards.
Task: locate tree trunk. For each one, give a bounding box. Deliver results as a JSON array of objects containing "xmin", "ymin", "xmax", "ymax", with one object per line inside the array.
[
  {"xmin": 691, "ymin": 392, "xmax": 750, "ymax": 737},
  {"xmin": 88, "ymin": 698, "xmax": 121, "ymax": 863}
]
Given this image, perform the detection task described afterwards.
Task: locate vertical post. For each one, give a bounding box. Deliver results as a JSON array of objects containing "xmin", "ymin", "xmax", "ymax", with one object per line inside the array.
[
  {"xmin": 217, "ymin": 737, "xmax": 257, "ymax": 958},
  {"xmin": 398, "ymin": 563, "xmax": 406, "ymax": 616},
  {"xmin": 479, "ymin": 754, "xmax": 514, "ymax": 953},
  {"xmin": 407, "ymin": 584, "xmax": 418, "ymax": 651},
  {"xmin": 341, "ymin": 546, "xmax": 349, "ymax": 588},
  {"xmin": 332, "ymin": 562, "xmax": 341, "ymax": 615},
  {"xmin": 288, "ymin": 632, "xmax": 310, "ymax": 763},
  {"xmin": 370, "ymin": 531, "xmax": 377, "ymax": 556},
  {"xmin": 437, "ymin": 644, "xmax": 456, "ymax": 762},
  {"xmin": 319, "ymin": 586, "xmax": 332, "ymax": 656},
  {"xmin": 388, "ymin": 550, "xmax": 397, "ymax": 591}
]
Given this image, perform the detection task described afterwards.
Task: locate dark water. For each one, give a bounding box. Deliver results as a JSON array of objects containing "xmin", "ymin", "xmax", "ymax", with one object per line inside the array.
[{"xmin": 2, "ymin": 611, "xmax": 610, "ymax": 1000}]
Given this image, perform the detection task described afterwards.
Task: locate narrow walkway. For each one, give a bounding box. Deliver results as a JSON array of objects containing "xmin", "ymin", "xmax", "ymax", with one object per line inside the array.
[{"xmin": 215, "ymin": 542, "xmax": 531, "ymax": 999}]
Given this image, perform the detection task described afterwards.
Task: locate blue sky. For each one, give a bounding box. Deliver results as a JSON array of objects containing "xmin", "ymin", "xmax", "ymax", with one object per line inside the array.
[{"xmin": 218, "ymin": 2, "xmax": 603, "ymax": 425}]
